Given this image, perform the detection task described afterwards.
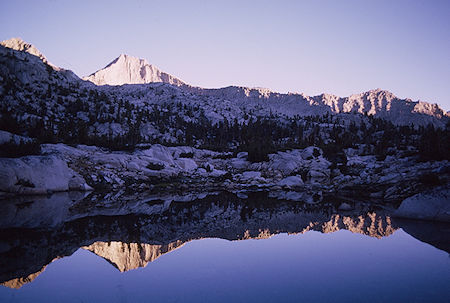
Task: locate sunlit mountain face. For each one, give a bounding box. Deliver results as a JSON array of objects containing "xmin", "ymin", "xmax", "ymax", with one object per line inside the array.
[{"xmin": 0, "ymin": 192, "xmax": 448, "ymax": 293}]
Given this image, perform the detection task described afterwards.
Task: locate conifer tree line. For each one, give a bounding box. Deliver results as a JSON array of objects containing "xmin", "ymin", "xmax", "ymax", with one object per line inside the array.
[
  {"xmin": 1, "ymin": 97, "xmax": 449, "ymax": 162},
  {"xmin": 1, "ymin": 49, "xmax": 448, "ymax": 161}
]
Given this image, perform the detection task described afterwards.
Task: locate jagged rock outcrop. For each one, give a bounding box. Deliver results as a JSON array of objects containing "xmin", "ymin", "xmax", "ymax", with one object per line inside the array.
[
  {"xmin": 0, "ymin": 37, "xmax": 52, "ymax": 67},
  {"xmin": 0, "ymin": 38, "xmax": 78, "ymax": 84},
  {"xmin": 193, "ymin": 86, "xmax": 448, "ymax": 127},
  {"xmin": 84, "ymin": 54, "xmax": 185, "ymax": 86},
  {"xmin": 0, "ymin": 39, "xmax": 79, "ymax": 87}
]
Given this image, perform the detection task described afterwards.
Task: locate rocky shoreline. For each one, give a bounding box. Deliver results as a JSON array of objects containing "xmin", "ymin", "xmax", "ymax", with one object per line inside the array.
[{"xmin": 1, "ymin": 141, "xmax": 449, "ymax": 221}]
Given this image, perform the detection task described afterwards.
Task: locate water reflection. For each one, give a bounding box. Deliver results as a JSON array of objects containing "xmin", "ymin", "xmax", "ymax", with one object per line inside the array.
[{"xmin": 0, "ymin": 191, "xmax": 448, "ymax": 291}]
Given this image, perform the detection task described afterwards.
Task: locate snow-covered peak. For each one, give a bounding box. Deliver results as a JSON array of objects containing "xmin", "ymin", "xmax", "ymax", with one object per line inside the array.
[{"xmin": 84, "ymin": 53, "xmax": 185, "ymax": 86}]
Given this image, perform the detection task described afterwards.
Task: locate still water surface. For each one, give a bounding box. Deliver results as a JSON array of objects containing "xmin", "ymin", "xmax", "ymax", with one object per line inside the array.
[{"xmin": 0, "ymin": 192, "xmax": 449, "ymax": 302}]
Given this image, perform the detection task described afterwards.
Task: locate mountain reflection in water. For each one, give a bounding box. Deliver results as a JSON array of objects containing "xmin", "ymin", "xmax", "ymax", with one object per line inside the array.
[{"xmin": 0, "ymin": 191, "xmax": 449, "ymax": 296}]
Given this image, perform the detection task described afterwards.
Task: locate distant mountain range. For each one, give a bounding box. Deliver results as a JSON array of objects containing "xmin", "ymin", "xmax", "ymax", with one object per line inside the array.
[
  {"xmin": 1, "ymin": 37, "xmax": 446, "ymax": 128},
  {"xmin": 82, "ymin": 40, "xmax": 448, "ymax": 126}
]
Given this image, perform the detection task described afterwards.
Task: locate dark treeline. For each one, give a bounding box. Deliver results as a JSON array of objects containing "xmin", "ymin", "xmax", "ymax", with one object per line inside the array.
[
  {"xmin": 1, "ymin": 100, "xmax": 449, "ymax": 163},
  {"xmin": 1, "ymin": 49, "xmax": 449, "ymax": 162}
]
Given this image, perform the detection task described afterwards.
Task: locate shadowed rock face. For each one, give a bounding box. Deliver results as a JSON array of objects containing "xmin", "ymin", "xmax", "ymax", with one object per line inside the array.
[{"xmin": 0, "ymin": 193, "xmax": 446, "ymax": 289}]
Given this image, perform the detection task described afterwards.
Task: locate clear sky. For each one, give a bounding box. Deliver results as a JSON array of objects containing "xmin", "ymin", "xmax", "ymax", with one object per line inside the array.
[{"xmin": 1, "ymin": 0, "xmax": 449, "ymax": 110}]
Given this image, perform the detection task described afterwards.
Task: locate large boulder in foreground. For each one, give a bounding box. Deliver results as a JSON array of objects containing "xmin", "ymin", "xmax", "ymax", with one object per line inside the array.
[
  {"xmin": 0, "ymin": 155, "xmax": 92, "ymax": 195},
  {"xmin": 393, "ymin": 187, "xmax": 450, "ymax": 222}
]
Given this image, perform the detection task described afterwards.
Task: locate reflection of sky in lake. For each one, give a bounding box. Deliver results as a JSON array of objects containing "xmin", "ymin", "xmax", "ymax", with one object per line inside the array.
[{"xmin": 1, "ymin": 229, "xmax": 449, "ymax": 303}]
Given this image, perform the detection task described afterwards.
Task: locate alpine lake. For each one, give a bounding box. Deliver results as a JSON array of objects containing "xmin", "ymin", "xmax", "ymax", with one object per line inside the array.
[{"xmin": 0, "ymin": 191, "xmax": 449, "ymax": 303}]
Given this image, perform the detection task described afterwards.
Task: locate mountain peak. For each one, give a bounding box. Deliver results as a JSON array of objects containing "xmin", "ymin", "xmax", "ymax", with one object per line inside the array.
[
  {"xmin": 1, "ymin": 37, "xmax": 34, "ymax": 51},
  {"xmin": 0, "ymin": 37, "xmax": 50, "ymax": 64},
  {"xmin": 345, "ymin": 88, "xmax": 397, "ymax": 102},
  {"xmin": 84, "ymin": 54, "xmax": 184, "ymax": 86},
  {"xmin": 366, "ymin": 88, "xmax": 395, "ymax": 96}
]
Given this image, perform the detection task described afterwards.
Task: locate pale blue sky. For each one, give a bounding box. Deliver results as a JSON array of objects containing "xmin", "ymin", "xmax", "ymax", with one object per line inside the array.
[{"xmin": 1, "ymin": 0, "xmax": 449, "ymax": 109}]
